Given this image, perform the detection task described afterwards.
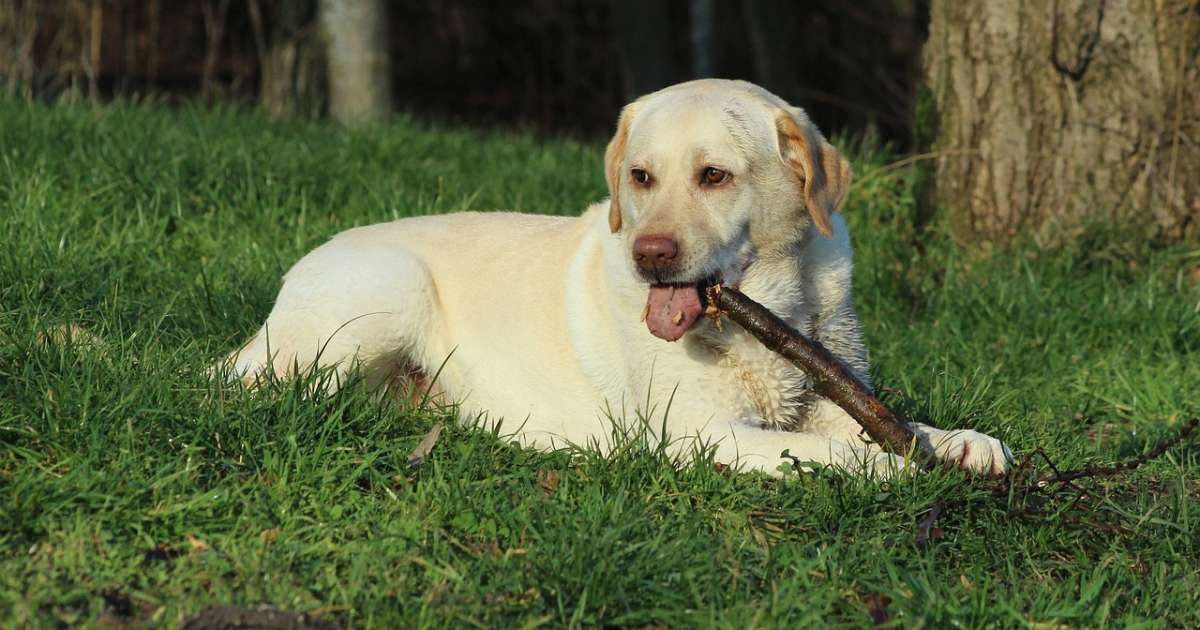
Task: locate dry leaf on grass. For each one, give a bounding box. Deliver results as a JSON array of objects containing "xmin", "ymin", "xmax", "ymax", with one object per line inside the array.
[
  {"xmin": 36, "ymin": 323, "xmax": 105, "ymax": 350},
  {"xmin": 861, "ymin": 592, "xmax": 892, "ymax": 625},
  {"xmin": 142, "ymin": 544, "xmax": 185, "ymax": 564},
  {"xmin": 187, "ymin": 534, "xmax": 209, "ymax": 554},
  {"xmin": 537, "ymin": 469, "xmax": 560, "ymax": 496},
  {"xmin": 407, "ymin": 423, "xmax": 445, "ymax": 467}
]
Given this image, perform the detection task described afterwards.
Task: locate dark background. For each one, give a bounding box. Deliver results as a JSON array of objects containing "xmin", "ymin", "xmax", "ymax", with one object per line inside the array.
[{"xmin": 3, "ymin": 0, "xmax": 928, "ymax": 146}]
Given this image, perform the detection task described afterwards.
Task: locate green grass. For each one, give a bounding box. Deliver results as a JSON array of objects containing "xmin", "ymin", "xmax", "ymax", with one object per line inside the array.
[{"xmin": 1, "ymin": 95, "xmax": 1198, "ymax": 628}]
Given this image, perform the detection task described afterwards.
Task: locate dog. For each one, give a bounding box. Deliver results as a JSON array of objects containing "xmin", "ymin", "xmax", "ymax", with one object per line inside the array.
[{"xmin": 224, "ymin": 79, "xmax": 1012, "ymax": 477}]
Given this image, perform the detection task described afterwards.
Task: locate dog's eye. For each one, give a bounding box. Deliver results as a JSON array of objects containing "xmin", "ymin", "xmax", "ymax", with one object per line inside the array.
[
  {"xmin": 631, "ymin": 168, "xmax": 651, "ymax": 186},
  {"xmin": 701, "ymin": 167, "xmax": 729, "ymax": 186}
]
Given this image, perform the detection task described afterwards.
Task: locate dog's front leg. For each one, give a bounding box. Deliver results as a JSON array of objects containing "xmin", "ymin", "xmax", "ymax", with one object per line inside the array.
[
  {"xmin": 700, "ymin": 419, "xmax": 908, "ymax": 478},
  {"xmin": 802, "ymin": 398, "xmax": 1013, "ymax": 476}
]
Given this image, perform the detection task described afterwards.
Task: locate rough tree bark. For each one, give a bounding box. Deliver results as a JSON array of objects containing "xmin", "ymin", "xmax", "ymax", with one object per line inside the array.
[
  {"xmin": 924, "ymin": 0, "xmax": 1199, "ymax": 245},
  {"xmin": 318, "ymin": 0, "xmax": 390, "ymax": 126}
]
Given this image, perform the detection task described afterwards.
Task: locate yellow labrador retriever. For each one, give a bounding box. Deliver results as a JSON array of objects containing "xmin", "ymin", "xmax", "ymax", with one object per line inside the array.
[{"xmin": 226, "ymin": 79, "xmax": 1012, "ymax": 477}]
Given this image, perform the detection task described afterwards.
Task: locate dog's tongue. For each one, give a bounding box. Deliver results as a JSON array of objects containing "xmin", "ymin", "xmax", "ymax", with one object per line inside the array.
[{"xmin": 645, "ymin": 284, "xmax": 702, "ymax": 341}]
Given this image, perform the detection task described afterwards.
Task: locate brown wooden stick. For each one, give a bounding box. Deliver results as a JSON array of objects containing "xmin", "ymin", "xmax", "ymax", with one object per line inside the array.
[{"xmin": 705, "ymin": 284, "xmax": 923, "ymax": 460}]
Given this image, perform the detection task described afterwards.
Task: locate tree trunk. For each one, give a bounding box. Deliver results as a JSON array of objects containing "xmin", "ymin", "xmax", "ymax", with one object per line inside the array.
[
  {"xmin": 0, "ymin": 0, "xmax": 40, "ymax": 96},
  {"xmin": 248, "ymin": 0, "xmax": 324, "ymax": 117},
  {"xmin": 319, "ymin": 0, "xmax": 390, "ymax": 126},
  {"xmin": 924, "ymin": 0, "xmax": 1199, "ymax": 245}
]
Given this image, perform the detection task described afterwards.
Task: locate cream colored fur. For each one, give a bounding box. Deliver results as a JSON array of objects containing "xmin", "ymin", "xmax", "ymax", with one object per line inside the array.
[{"xmin": 225, "ymin": 79, "xmax": 1012, "ymax": 477}]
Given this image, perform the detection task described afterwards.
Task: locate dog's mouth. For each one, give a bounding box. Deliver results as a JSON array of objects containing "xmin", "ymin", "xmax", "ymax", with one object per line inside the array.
[{"xmin": 643, "ymin": 273, "xmax": 721, "ymax": 342}]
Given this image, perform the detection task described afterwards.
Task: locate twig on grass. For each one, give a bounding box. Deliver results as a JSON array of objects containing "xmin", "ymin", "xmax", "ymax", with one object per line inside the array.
[
  {"xmin": 939, "ymin": 419, "xmax": 1197, "ymax": 542},
  {"xmin": 179, "ymin": 605, "xmax": 335, "ymax": 630},
  {"xmin": 1032, "ymin": 418, "xmax": 1197, "ymax": 487},
  {"xmin": 915, "ymin": 501, "xmax": 946, "ymax": 547}
]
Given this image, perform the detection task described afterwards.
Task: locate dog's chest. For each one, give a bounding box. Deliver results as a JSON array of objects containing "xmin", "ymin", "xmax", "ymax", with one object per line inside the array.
[{"xmin": 690, "ymin": 329, "xmax": 815, "ymax": 430}]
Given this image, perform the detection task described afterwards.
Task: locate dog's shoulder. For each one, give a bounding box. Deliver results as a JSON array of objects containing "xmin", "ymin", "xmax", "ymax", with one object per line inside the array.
[{"xmin": 800, "ymin": 213, "xmax": 855, "ymax": 308}]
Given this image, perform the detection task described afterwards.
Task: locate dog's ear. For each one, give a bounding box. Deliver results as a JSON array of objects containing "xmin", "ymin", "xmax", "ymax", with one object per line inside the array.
[
  {"xmin": 605, "ymin": 103, "xmax": 639, "ymax": 233},
  {"xmin": 774, "ymin": 107, "xmax": 852, "ymax": 238}
]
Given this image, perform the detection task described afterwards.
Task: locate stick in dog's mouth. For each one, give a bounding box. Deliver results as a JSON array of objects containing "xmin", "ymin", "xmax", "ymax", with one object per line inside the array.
[{"xmin": 704, "ymin": 282, "xmax": 926, "ymax": 465}]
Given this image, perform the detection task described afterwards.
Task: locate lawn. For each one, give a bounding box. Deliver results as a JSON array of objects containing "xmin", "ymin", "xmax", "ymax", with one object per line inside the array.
[{"xmin": 1, "ymin": 95, "xmax": 1198, "ymax": 627}]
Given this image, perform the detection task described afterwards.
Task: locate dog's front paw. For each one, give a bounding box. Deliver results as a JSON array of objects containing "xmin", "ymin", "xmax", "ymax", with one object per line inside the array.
[{"xmin": 931, "ymin": 430, "xmax": 1013, "ymax": 477}]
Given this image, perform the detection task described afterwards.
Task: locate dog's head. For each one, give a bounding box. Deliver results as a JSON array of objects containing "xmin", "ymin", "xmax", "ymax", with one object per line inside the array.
[{"xmin": 604, "ymin": 79, "xmax": 852, "ymax": 341}]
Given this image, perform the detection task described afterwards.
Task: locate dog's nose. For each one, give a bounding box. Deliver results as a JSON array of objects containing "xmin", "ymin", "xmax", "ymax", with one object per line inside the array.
[{"xmin": 633, "ymin": 235, "xmax": 679, "ymax": 275}]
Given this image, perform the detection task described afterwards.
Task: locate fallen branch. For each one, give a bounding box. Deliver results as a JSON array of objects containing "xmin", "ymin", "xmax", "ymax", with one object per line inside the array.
[
  {"xmin": 705, "ymin": 284, "xmax": 922, "ymax": 460},
  {"xmin": 1031, "ymin": 417, "xmax": 1198, "ymax": 487},
  {"xmin": 911, "ymin": 418, "xmax": 1199, "ymax": 545},
  {"xmin": 180, "ymin": 605, "xmax": 335, "ymax": 629}
]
